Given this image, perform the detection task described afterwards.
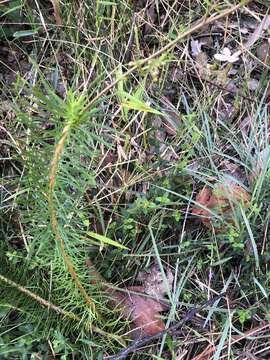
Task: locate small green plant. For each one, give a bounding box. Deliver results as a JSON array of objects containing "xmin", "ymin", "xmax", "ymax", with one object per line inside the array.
[{"xmin": 237, "ymin": 309, "xmax": 252, "ymax": 325}]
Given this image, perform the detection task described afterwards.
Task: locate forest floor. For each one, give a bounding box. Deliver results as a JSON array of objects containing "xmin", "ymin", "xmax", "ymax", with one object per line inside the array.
[{"xmin": 1, "ymin": 1, "xmax": 270, "ymax": 359}]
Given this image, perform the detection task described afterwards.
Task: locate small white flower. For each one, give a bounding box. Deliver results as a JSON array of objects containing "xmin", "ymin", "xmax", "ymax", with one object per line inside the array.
[{"xmin": 214, "ymin": 47, "xmax": 241, "ymax": 63}]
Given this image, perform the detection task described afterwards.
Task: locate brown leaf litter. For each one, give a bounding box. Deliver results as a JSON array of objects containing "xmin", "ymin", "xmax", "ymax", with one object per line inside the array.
[
  {"xmin": 192, "ymin": 180, "xmax": 250, "ymax": 231},
  {"xmin": 87, "ymin": 260, "xmax": 173, "ymax": 337}
]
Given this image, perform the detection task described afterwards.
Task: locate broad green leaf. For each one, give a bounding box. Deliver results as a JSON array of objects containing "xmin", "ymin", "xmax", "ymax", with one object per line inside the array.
[
  {"xmin": 122, "ymin": 93, "xmax": 162, "ymax": 114},
  {"xmin": 86, "ymin": 231, "xmax": 128, "ymax": 250}
]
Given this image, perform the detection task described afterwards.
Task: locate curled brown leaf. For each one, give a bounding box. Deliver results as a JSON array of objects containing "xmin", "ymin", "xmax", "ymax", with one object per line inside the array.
[
  {"xmin": 86, "ymin": 260, "xmax": 168, "ymax": 337},
  {"xmin": 109, "ymin": 286, "xmax": 166, "ymax": 336},
  {"xmin": 192, "ymin": 181, "xmax": 250, "ymax": 230}
]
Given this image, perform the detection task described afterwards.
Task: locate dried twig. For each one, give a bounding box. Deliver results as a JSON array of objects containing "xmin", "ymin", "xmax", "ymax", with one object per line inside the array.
[
  {"xmin": 109, "ymin": 292, "xmax": 227, "ymax": 360},
  {"xmin": 193, "ymin": 321, "xmax": 270, "ymax": 360}
]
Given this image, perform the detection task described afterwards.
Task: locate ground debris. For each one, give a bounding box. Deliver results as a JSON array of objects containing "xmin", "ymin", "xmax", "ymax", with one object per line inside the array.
[
  {"xmin": 87, "ymin": 260, "xmax": 173, "ymax": 337},
  {"xmin": 192, "ymin": 179, "xmax": 250, "ymax": 230}
]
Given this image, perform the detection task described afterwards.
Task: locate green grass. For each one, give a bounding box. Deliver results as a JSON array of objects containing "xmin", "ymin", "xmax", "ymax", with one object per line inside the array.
[{"xmin": 1, "ymin": 0, "xmax": 270, "ymax": 359}]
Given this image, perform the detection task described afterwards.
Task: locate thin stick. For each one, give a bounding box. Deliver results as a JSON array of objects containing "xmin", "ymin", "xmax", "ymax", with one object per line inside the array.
[
  {"xmin": 85, "ymin": 0, "xmax": 251, "ymax": 111},
  {"xmin": 193, "ymin": 321, "xmax": 270, "ymax": 360},
  {"xmin": 109, "ymin": 292, "xmax": 227, "ymax": 360}
]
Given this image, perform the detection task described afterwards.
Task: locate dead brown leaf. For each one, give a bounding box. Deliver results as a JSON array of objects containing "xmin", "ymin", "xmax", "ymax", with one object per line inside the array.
[
  {"xmin": 109, "ymin": 286, "xmax": 166, "ymax": 337},
  {"xmin": 192, "ymin": 181, "xmax": 250, "ymax": 230},
  {"xmin": 138, "ymin": 263, "xmax": 173, "ymax": 300},
  {"xmin": 86, "ymin": 260, "xmax": 171, "ymax": 337}
]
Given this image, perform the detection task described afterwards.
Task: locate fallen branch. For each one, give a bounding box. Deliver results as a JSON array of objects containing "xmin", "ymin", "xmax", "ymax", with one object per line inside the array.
[{"xmin": 109, "ymin": 292, "xmax": 227, "ymax": 360}]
